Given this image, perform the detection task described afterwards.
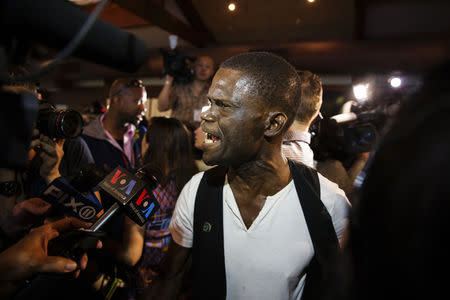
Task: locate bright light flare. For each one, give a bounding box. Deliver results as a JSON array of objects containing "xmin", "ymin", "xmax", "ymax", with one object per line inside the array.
[
  {"xmin": 353, "ymin": 84, "xmax": 369, "ymax": 101},
  {"xmin": 389, "ymin": 77, "xmax": 402, "ymax": 88},
  {"xmin": 307, "ymin": 0, "xmax": 315, "ymax": 3},
  {"xmin": 228, "ymin": 3, "xmax": 236, "ymax": 11}
]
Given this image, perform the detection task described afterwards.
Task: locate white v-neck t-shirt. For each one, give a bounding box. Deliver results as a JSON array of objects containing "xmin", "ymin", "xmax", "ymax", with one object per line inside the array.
[{"xmin": 169, "ymin": 171, "xmax": 350, "ymax": 300}]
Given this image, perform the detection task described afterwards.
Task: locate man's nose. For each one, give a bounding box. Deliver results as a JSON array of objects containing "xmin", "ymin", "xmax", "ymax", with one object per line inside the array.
[{"xmin": 201, "ymin": 107, "xmax": 214, "ymax": 122}]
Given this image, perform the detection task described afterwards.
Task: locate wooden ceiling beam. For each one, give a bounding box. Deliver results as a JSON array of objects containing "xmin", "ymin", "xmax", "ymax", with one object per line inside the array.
[
  {"xmin": 113, "ymin": 0, "xmax": 209, "ymax": 47},
  {"xmin": 81, "ymin": 2, "xmax": 149, "ymax": 28},
  {"xmin": 174, "ymin": 0, "xmax": 216, "ymax": 44},
  {"xmin": 45, "ymin": 39, "xmax": 450, "ymax": 83}
]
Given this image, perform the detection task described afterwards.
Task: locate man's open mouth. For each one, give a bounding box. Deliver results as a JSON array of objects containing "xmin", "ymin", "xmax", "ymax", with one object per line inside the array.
[{"xmin": 205, "ymin": 133, "xmax": 221, "ymax": 144}]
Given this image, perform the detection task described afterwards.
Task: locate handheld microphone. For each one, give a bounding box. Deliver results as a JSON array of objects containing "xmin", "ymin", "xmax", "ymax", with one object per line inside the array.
[
  {"xmin": 41, "ymin": 177, "xmax": 103, "ymax": 221},
  {"xmin": 12, "ymin": 165, "xmax": 160, "ymax": 300},
  {"xmin": 92, "ymin": 165, "xmax": 160, "ymax": 230}
]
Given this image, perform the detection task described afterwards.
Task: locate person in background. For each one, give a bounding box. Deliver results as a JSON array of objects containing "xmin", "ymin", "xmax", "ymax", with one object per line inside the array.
[
  {"xmin": 157, "ymin": 56, "xmax": 215, "ymax": 128},
  {"xmin": 135, "ymin": 117, "xmax": 197, "ymax": 295},
  {"xmin": 282, "ymin": 70, "xmax": 322, "ymax": 168},
  {"xmin": 81, "ymin": 78, "xmax": 147, "ymax": 299},
  {"xmin": 282, "ymin": 70, "xmax": 369, "ymax": 202}
]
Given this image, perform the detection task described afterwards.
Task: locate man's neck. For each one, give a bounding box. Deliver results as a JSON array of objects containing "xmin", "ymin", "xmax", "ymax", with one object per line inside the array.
[
  {"xmin": 191, "ymin": 79, "xmax": 207, "ymax": 94},
  {"xmin": 287, "ymin": 120, "xmax": 309, "ymax": 133},
  {"xmin": 102, "ymin": 113, "xmax": 127, "ymax": 140},
  {"xmin": 228, "ymin": 151, "xmax": 291, "ymax": 198}
]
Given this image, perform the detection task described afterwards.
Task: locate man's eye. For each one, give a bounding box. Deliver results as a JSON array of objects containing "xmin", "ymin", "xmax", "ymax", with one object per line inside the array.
[{"xmin": 215, "ymin": 100, "xmax": 227, "ymax": 107}]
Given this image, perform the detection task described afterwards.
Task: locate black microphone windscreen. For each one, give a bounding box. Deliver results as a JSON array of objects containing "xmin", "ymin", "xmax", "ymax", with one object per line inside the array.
[{"xmin": 2, "ymin": 0, "xmax": 148, "ymax": 73}]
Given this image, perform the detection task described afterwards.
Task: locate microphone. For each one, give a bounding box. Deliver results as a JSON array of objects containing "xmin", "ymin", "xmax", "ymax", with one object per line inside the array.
[
  {"xmin": 41, "ymin": 177, "xmax": 103, "ymax": 221},
  {"xmin": 12, "ymin": 165, "xmax": 160, "ymax": 300},
  {"xmin": 92, "ymin": 165, "xmax": 160, "ymax": 230},
  {"xmin": 1, "ymin": 0, "xmax": 148, "ymax": 73}
]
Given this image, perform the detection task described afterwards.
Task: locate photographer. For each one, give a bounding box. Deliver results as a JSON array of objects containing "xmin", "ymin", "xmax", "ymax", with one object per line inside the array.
[
  {"xmin": 0, "ymin": 85, "xmax": 93, "ymax": 246},
  {"xmin": 157, "ymin": 56, "xmax": 215, "ymax": 128}
]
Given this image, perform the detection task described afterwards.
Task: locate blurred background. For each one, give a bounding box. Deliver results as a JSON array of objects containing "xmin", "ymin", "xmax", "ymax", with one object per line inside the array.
[{"xmin": 5, "ymin": 0, "xmax": 450, "ymax": 120}]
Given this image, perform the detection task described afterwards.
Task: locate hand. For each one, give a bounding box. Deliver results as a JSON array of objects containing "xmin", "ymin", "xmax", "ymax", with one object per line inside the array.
[
  {"xmin": 358, "ymin": 152, "xmax": 371, "ymax": 162},
  {"xmin": 0, "ymin": 217, "xmax": 102, "ymax": 282},
  {"xmin": 36, "ymin": 135, "xmax": 65, "ymax": 184},
  {"xmin": 2, "ymin": 198, "xmax": 52, "ymax": 237},
  {"xmin": 165, "ymin": 75, "xmax": 174, "ymax": 86}
]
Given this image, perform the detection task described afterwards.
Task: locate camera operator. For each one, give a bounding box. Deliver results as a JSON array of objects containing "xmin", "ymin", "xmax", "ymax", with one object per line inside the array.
[
  {"xmin": 282, "ymin": 71, "xmax": 370, "ymax": 202},
  {"xmin": 157, "ymin": 56, "xmax": 215, "ymax": 128},
  {"xmin": 0, "ymin": 85, "xmax": 96, "ymax": 246}
]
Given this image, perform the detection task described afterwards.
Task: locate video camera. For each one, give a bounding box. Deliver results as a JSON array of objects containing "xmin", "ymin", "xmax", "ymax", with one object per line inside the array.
[
  {"xmin": 160, "ymin": 35, "xmax": 196, "ymax": 85},
  {"xmin": 311, "ymin": 106, "xmax": 386, "ymax": 167}
]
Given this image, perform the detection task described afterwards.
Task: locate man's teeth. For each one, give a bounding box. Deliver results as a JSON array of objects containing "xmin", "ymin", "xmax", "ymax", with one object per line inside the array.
[{"xmin": 205, "ymin": 133, "xmax": 218, "ymax": 144}]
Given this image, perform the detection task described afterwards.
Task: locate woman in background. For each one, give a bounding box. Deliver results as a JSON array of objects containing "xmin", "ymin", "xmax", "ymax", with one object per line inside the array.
[{"xmin": 136, "ymin": 117, "xmax": 197, "ymax": 291}]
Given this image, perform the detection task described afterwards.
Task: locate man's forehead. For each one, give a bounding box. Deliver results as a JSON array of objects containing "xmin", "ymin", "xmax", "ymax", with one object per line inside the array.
[
  {"xmin": 210, "ymin": 68, "xmax": 253, "ymax": 96},
  {"xmin": 196, "ymin": 56, "xmax": 214, "ymax": 66}
]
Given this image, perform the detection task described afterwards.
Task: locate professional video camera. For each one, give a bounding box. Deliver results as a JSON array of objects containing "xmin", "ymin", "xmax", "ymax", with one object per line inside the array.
[
  {"xmin": 311, "ymin": 103, "xmax": 387, "ymax": 168},
  {"xmin": 160, "ymin": 35, "xmax": 196, "ymax": 85}
]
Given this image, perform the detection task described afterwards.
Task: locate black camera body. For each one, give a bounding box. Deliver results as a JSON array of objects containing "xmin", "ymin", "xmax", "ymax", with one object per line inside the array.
[
  {"xmin": 37, "ymin": 101, "xmax": 84, "ymax": 139},
  {"xmin": 160, "ymin": 48, "xmax": 195, "ymax": 85},
  {"xmin": 312, "ymin": 111, "xmax": 386, "ymax": 166}
]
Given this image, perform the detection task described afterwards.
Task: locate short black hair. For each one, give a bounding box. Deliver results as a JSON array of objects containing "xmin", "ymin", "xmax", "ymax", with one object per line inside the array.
[{"xmin": 220, "ymin": 52, "xmax": 301, "ymax": 129}]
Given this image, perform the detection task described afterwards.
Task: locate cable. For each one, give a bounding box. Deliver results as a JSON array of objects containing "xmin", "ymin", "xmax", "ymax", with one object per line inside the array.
[{"xmin": 2, "ymin": 0, "xmax": 110, "ymax": 83}]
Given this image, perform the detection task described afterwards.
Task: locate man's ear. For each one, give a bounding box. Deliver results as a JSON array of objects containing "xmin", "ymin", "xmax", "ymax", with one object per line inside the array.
[
  {"xmin": 264, "ymin": 112, "xmax": 288, "ymax": 137},
  {"xmin": 111, "ymin": 95, "xmax": 120, "ymax": 105}
]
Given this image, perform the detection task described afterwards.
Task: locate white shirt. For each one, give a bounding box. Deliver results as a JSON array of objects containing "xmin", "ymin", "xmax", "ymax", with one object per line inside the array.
[
  {"xmin": 169, "ymin": 171, "xmax": 350, "ymax": 300},
  {"xmin": 282, "ymin": 131, "xmax": 315, "ymax": 168}
]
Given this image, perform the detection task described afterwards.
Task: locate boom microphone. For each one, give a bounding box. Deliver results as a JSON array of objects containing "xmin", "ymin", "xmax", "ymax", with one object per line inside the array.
[{"xmin": 1, "ymin": 0, "xmax": 148, "ymax": 73}]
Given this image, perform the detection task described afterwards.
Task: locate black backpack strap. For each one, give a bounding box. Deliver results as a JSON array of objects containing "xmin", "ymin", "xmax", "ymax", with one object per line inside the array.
[
  {"xmin": 288, "ymin": 160, "xmax": 339, "ymax": 300},
  {"xmin": 192, "ymin": 166, "xmax": 228, "ymax": 300}
]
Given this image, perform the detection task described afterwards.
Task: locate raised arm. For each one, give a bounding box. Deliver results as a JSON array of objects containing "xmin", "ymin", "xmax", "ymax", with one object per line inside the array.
[{"xmin": 157, "ymin": 75, "xmax": 174, "ymax": 112}]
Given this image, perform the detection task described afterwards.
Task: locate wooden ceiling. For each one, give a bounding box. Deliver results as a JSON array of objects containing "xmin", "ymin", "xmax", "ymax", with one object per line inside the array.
[{"xmin": 40, "ymin": 0, "xmax": 450, "ymax": 89}]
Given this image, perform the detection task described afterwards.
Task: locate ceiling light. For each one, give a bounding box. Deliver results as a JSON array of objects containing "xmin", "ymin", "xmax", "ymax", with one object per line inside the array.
[
  {"xmin": 307, "ymin": 0, "xmax": 315, "ymax": 3},
  {"xmin": 228, "ymin": 3, "xmax": 236, "ymax": 12},
  {"xmin": 389, "ymin": 77, "xmax": 402, "ymax": 88}
]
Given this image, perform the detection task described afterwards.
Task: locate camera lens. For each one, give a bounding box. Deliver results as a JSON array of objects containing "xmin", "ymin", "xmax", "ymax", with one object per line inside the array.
[
  {"xmin": 37, "ymin": 108, "xmax": 83, "ymax": 139},
  {"xmin": 57, "ymin": 110, "xmax": 83, "ymax": 138}
]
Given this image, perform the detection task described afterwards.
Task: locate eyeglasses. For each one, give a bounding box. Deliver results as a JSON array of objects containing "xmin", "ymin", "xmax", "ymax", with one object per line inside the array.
[{"xmin": 111, "ymin": 79, "xmax": 144, "ymax": 97}]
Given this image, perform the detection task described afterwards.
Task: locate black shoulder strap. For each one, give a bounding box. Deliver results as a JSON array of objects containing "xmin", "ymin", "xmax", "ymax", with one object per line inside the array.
[
  {"xmin": 288, "ymin": 160, "xmax": 339, "ymax": 300},
  {"xmin": 192, "ymin": 166, "xmax": 228, "ymax": 300}
]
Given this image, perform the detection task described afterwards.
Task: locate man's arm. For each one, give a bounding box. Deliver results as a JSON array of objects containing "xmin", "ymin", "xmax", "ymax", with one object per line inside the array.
[
  {"xmin": 102, "ymin": 216, "xmax": 144, "ymax": 267},
  {"xmin": 138, "ymin": 240, "xmax": 191, "ymax": 300},
  {"xmin": 157, "ymin": 75, "xmax": 174, "ymax": 112}
]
